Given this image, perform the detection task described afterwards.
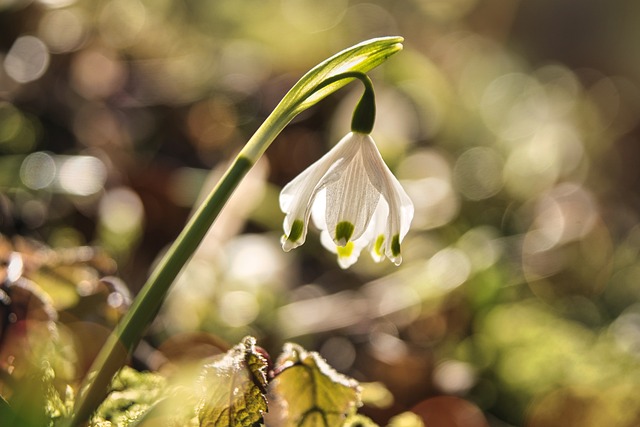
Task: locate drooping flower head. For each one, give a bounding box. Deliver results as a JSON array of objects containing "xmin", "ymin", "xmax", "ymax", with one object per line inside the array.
[{"xmin": 279, "ymin": 73, "xmax": 413, "ymax": 268}]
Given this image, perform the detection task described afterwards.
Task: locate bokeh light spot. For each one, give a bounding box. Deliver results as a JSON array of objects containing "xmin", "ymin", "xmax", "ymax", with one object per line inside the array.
[
  {"xmin": 226, "ymin": 234, "xmax": 287, "ymax": 288},
  {"xmin": 412, "ymin": 396, "xmax": 488, "ymax": 427},
  {"xmin": 39, "ymin": 8, "xmax": 87, "ymax": 53},
  {"xmin": 481, "ymin": 73, "xmax": 547, "ymax": 141},
  {"xmin": 457, "ymin": 226, "xmax": 501, "ymax": 272},
  {"xmin": 370, "ymin": 322, "xmax": 408, "ymax": 364},
  {"xmin": 320, "ymin": 336, "xmax": 356, "ymax": 372},
  {"xmin": 433, "ymin": 360, "xmax": 476, "ymax": 395},
  {"xmin": 533, "ymin": 183, "xmax": 597, "ymax": 247},
  {"xmin": 186, "ymin": 98, "xmax": 238, "ymax": 154},
  {"xmin": 0, "ymin": 104, "xmax": 41, "ymax": 153},
  {"xmin": 399, "ymin": 150, "xmax": 459, "ymax": 230},
  {"xmin": 58, "ymin": 155, "xmax": 107, "ymax": 196},
  {"xmin": 98, "ymin": 187, "xmax": 144, "ymax": 236},
  {"xmin": 611, "ymin": 307, "xmax": 640, "ymax": 356},
  {"xmin": 99, "ymin": 0, "xmax": 146, "ymax": 48},
  {"xmin": 454, "ymin": 146, "xmax": 504, "ymax": 200},
  {"xmin": 20, "ymin": 152, "xmax": 56, "ymax": 190},
  {"xmin": 71, "ymin": 48, "xmax": 126, "ymax": 99},
  {"xmin": 426, "ymin": 248, "xmax": 471, "ymax": 291},
  {"xmin": 4, "ymin": 36, "xmax": 50, "ymax": 84},
  {"xmin": 219, "ymin": 290, "xmax": 259, "ymax": 328},
  {"xmin": 414, "ymin": 0, "xmax": 478, "ymax": 22},
  {"xmin": 37, "ymin": 0, "xmax": 77, "ymax": 7},
  {"xmin": 281, "ymin": 0, "xmax": 347, "ymax": 33}
]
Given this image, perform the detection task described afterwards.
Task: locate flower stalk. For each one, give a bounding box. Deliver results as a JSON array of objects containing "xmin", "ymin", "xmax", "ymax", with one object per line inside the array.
[{"xmin": 64, "ymin": 37, "xmax": 403, "ymax": 427}]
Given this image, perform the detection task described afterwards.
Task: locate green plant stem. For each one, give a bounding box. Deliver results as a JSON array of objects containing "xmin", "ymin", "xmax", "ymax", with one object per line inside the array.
[
  {"xmin": 68, "ymin": 80, "xmax": 355, "ymax": 427},
  {"xmin": 66, "ymin": 37, "xmax": 403, "ymax": 427},
  {"xmin": 67, "ymin": 86, "xmax": 311, "ymax": 427},
  {"xmin": 66, "ymin": 155, "xmax": 254, "ymax": 427}
]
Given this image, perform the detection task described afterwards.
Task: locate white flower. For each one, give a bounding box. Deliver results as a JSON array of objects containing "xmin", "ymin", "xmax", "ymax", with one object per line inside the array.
[{"xmin": 279, "ymin": 131, "xmax": 414, "ymax": 268}]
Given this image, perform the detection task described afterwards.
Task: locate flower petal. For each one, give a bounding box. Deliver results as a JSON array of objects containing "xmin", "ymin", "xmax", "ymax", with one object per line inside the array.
[
  {"xmin": 324, "ymin": 133, "xmax": 381, "ymax": 245},
  {"xmin": 358, "ymin": 133, "xmax": 414, "ymax": 264},
  {"xmin": 366, "ymin": 198, "xmax": 390, "ymax": 262},
  {"xmin": 279, "ymin": 134, "xmax": 358, "ymax": 250},
  {"xmin": 279, "ymin": 131, "xmax": 413, "ymax": 268},
  {"xmin": 320, "ymin": 229, "xmax": 368, "ymax": 269}
]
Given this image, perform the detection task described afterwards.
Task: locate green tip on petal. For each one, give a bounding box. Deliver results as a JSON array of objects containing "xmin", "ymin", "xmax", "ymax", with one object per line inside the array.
[
  {"xmin": 335, "ymin": 221, "xmax": 355, "ymax": 246},
  {"xmin": 391, "ymin": 234, "xmax": 401, "ymax": 257},
  {"xmin": 287, "ymin": 219, "xmax": 304, "ymax": 243}
]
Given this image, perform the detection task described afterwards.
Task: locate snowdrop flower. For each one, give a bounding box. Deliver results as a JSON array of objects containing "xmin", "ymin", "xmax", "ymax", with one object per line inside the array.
[{"xmin": 280, "ymin": 131, "xmax": 413, "ymax": 268}]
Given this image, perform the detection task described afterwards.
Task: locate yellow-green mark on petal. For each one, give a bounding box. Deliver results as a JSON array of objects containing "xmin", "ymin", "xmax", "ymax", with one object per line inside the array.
[
  {"xmin": 374, "ymin": 234, "xmax": 385, "ymax": 257},
  {"xmin": 335, "ymin": 221, "xmax": 355, "ymax": 246},
  {"xmin": 287, "ymin": 219, "xmax": 304, "ymax": 242},
  {"xmin": 391, "ymin": 234, "xmax": 401, "ymax": 257},
  {"xmin": 337, "ymin": 241, "xmax": 355, "ymax": 258}
]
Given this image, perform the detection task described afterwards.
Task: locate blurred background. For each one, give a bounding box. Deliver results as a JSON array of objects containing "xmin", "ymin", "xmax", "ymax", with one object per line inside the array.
[{"xmin": 1, "ymin": 0, "xmax": 640, "ymax": 426}]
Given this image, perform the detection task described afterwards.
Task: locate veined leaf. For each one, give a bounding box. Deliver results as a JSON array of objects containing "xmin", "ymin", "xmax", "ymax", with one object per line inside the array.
[
  {"xmin": 265, "ymin": 343, "xmax": 361, "ymax": 427},
  {"xmin": 197, "ymin": 336, "xmax": 268, "ymax": 427}
]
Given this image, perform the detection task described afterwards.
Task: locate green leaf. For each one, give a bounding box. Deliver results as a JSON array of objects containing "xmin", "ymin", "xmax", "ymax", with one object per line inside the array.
[
  {"xmin": 265, "ymin": 343, "xmax": 361, "ymax": 427},
  {"xmin": 197, "ymin": 336, "xmax": 269, "ymax": 427}
]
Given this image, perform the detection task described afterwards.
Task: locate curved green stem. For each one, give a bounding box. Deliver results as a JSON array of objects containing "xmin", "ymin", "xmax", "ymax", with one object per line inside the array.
[
  {"xmin": 308, "ymin": 71, "xmax": 376, "ymax": 134},
  {"xmin": 64, "ymin": 36, "xmax": 402, "ymax": 427}
]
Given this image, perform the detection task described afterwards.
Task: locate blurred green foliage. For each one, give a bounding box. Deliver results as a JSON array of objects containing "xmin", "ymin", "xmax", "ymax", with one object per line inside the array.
[{"xmin": 1, "ymin": 0, "xmax": 640, "ymax": 426}]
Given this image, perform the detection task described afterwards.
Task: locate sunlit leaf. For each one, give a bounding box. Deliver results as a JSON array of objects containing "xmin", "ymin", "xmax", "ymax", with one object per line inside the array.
[
  {"xmin": 197, "ymin": 336, "xmax": 268, "ymax": 427},
  {"xmin": 265, "ymin": 342, "xmax": 361, "ymax": 427}
]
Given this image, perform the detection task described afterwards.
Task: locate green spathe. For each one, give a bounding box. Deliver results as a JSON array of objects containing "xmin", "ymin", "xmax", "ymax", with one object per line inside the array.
[{"xmin": 241, "ymin": 37, "xmax": 403, "ymax": 162}]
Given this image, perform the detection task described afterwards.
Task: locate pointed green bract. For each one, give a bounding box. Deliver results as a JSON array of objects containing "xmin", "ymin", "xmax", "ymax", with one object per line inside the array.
[{"xmin": 335, "ymin": 221, "xmax": 355, "ymax": 245}]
